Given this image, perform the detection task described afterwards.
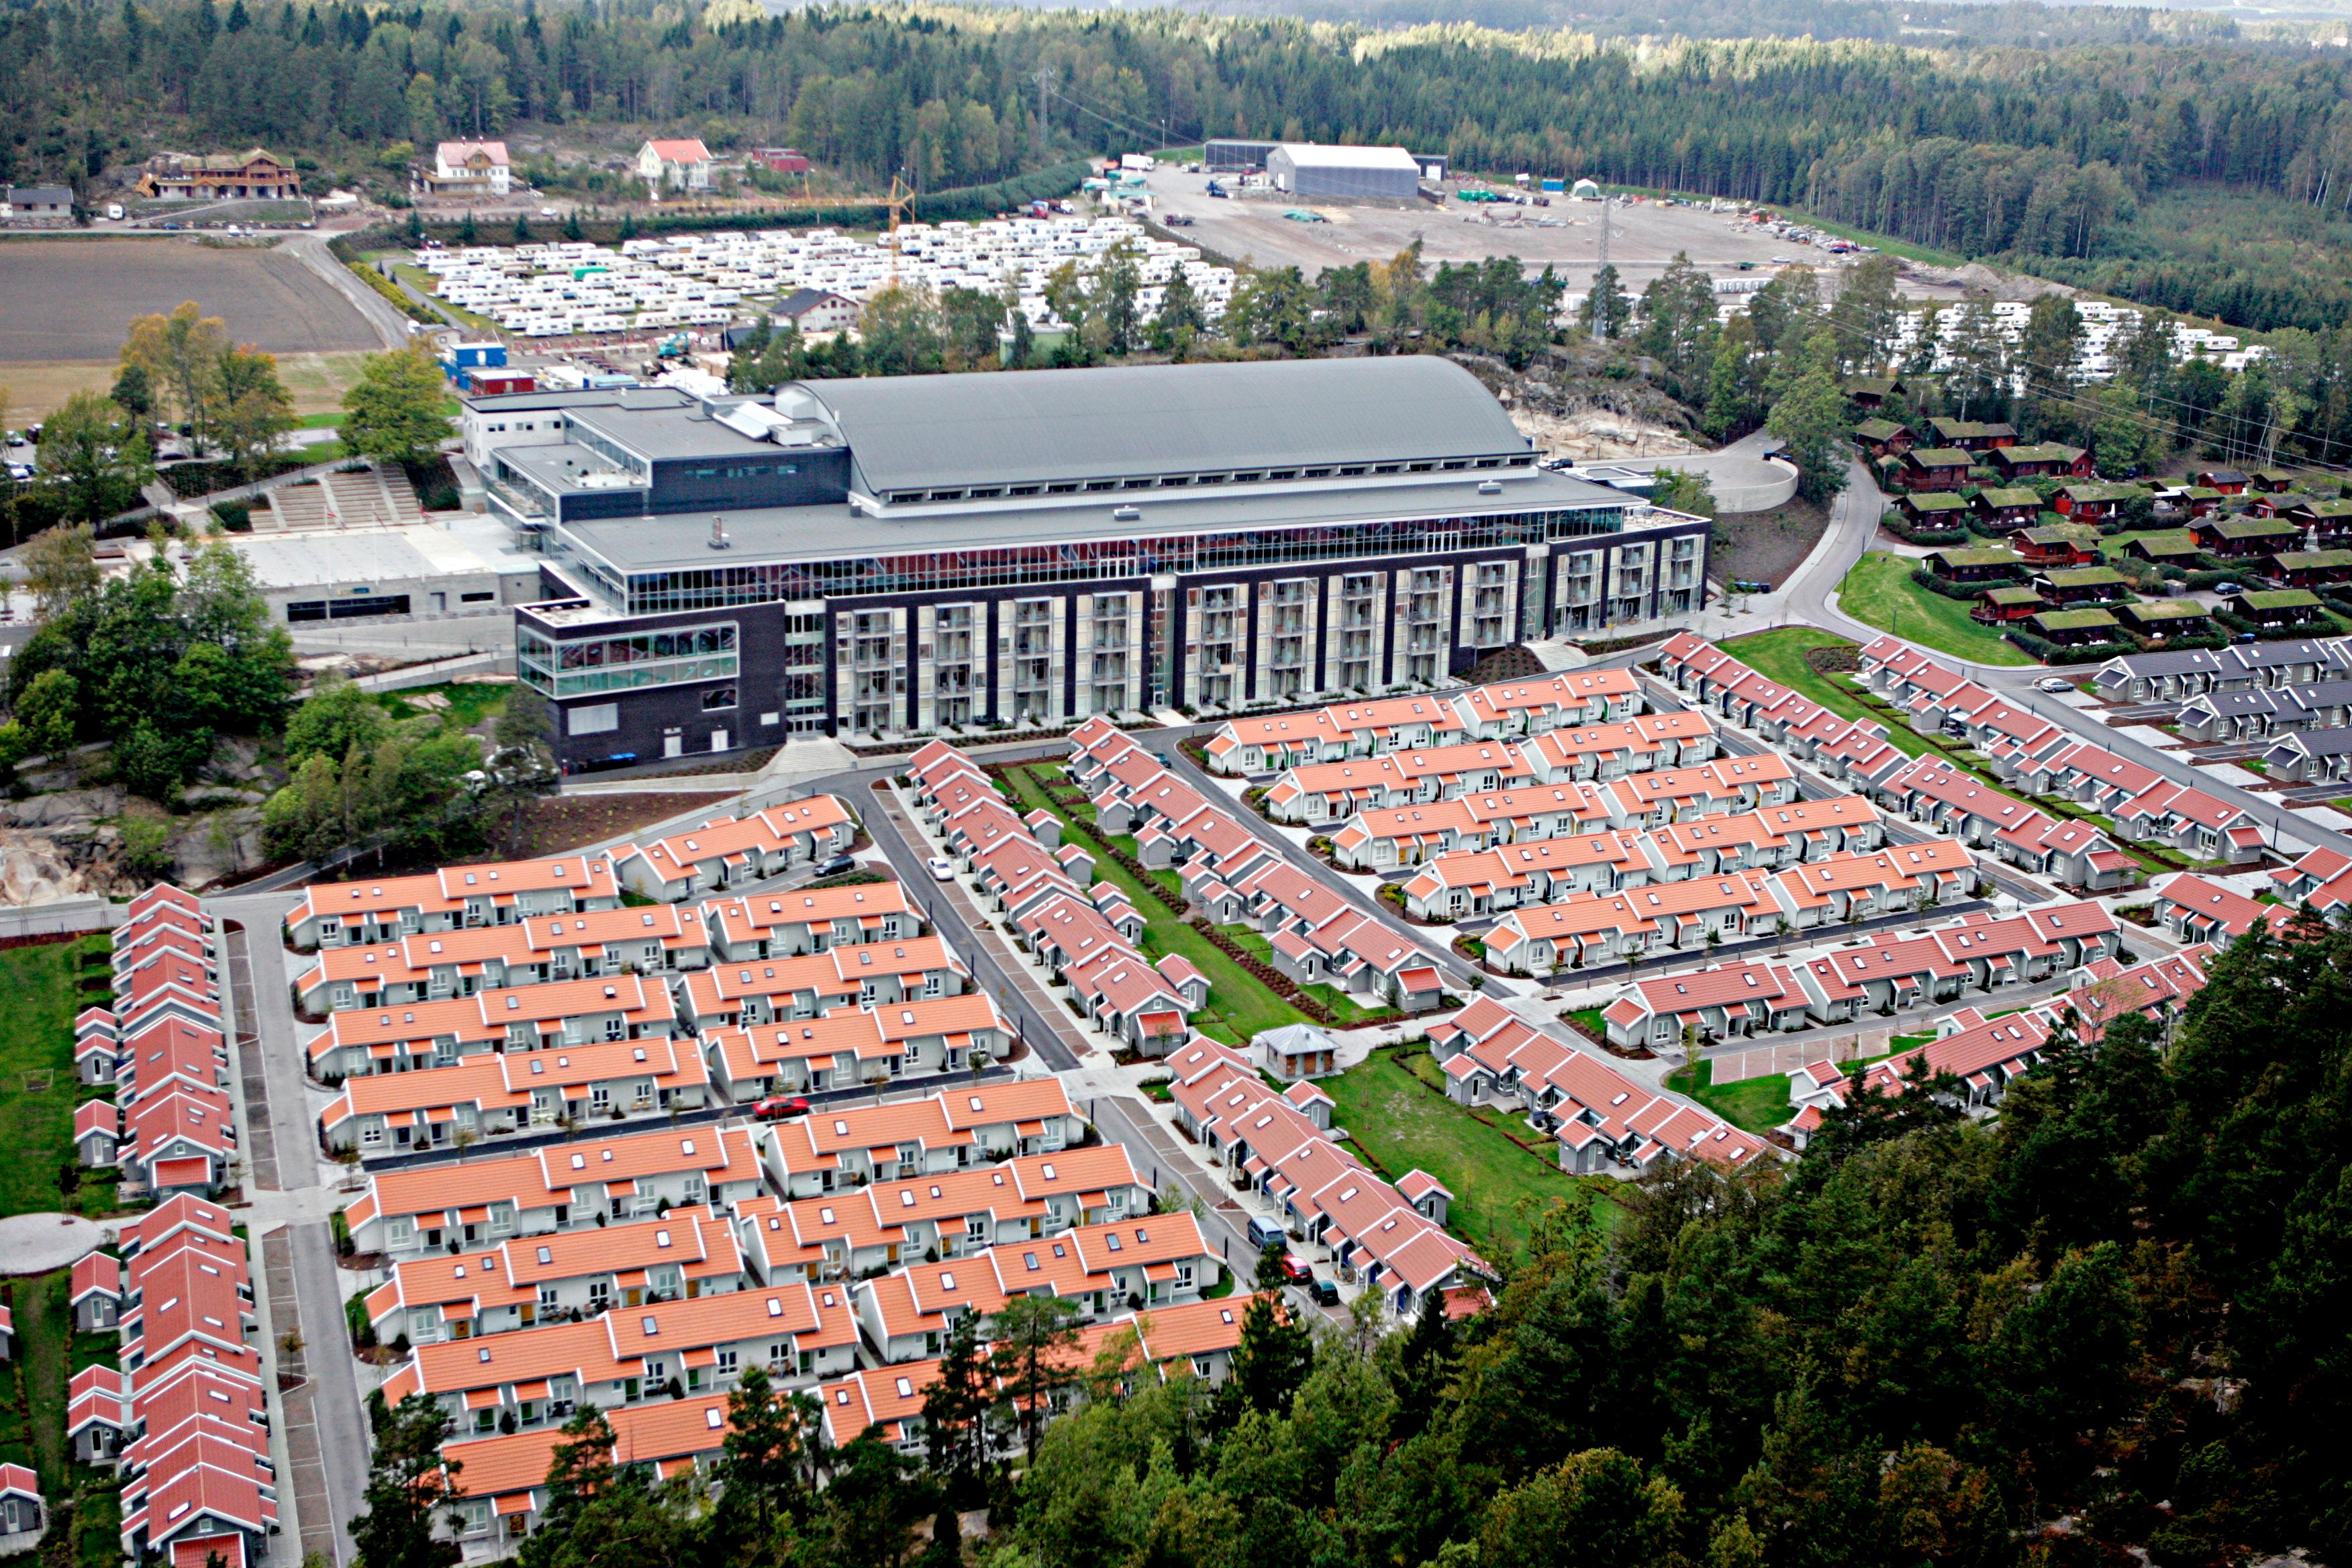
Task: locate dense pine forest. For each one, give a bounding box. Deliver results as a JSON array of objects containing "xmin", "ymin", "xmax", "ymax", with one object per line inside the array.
[
  {"xmin": 350, "ymin": 912, "xmax": 2352, "ymax": 1568},
  {"xmin": 11, "ymin": 0, "xmax": 2352, "ymax": 326}
]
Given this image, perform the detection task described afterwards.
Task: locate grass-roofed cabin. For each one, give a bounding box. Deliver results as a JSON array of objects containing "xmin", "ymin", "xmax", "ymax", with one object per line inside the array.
[
  {"xmin": 2116, "ymin": 600, "xmax": 2214, "ymax": 642},
  {"xmin": 2030, "ymin": 607, "xmax": 2123, "ymax": 646},
  {"xmin": 2035, "ymin": 566, "xmax": 2133, "ymax": 606},
  {"xmin": 1970, "ymin": 487, "xmax": 2043, "ymax": 532},
  {"xmin": 1922, "ymin": 546, "xmax": 2026, "ymax": 585},
  {"xmin": 1900, "ymin": 492, "xmax": 1971, "ymax": 528},
  {"xmin": 1974, "ymin": 585, "xmax": 2045, "ymax": 624},
  {"xmin": 2237, "ymin": 589, "xmax": 2329, "ymax": 629},
  {"xmin": 2123, "ymin": 530, "xmax": 2202, "ymax": 565},
  {"xmin": 2265, "ymin": 550, "xmax": 2352, "ymax": 591}
]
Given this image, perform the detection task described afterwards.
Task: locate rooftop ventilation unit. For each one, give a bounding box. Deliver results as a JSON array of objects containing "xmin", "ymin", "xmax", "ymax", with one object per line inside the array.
[
  {"xmin": 709, "ymin": 516, "xmax": 732, "ymax": 550},
  {"xmin": 1478, "ymin": 479, "xmax": 1504, "ymax": 495},
  {"xmin": 1113, "ymin": 504, "xmax": 1141, "ymax": 522}
]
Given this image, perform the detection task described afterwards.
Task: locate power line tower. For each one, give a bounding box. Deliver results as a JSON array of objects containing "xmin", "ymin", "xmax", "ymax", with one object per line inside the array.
[
  {"xmin": 1588, "ymin": 195, "xmax": 1624, "ymax": 336},
  {"xmin": 1034, "ymin": 67, "xmax": 1052, "ymax": 159}
]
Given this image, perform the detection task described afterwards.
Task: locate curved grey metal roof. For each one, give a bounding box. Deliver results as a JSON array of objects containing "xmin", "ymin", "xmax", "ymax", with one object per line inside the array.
[{"xmin": 789, "ymin": 357, "xmax": 1530, "ymax": 495}]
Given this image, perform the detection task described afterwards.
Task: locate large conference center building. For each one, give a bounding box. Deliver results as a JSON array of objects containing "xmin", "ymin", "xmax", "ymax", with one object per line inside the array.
[{"xmin": 468, "ymin": 357, "xmax": 1708, "ymax": 769}]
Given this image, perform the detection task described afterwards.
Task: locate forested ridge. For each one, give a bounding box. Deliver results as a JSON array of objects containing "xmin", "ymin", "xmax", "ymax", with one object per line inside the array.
[
  {"xmin": 11, "ymin": 0, "xmax": 2352, "ymax": 323},
  {"xmin": 346, "ymin": 914, "xmax": 2352, "ymax": 1568}
]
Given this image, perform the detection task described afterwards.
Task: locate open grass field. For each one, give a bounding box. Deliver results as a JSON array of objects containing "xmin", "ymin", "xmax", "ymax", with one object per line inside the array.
[
  {"xmin": 1, "ymin": 347, "xmax": 371, "ymax": 421},
  {"xmin": 0, "ymin": 935, "xmax": 111, "ymax": 1218},
  {"xmin": 1001, "ymin": 763, "xmax": 1326, "ymax": 1047},
  {"xmin": 1665, "ymin": 1059, "xmax": 1795, "ymax": 1135},
  {"xmin": 0, "ymin": 237, "xmax": 380, "ymax": 362},
  {"xmin": 1323, "ymin": 1046, "xmax": 1622, "ymax": 1261},
  {"xmin": 1836, "ymin": 550, "xmax": 2037, "ymax": 667}
]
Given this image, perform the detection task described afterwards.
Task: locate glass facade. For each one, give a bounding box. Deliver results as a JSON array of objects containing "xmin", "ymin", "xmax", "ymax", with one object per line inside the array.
[
  {"xmin": 518, "ymin": 622, "xmax": 740, "ymax": 697},
  {"xmin": 556, "ymin": 507, "xmax": 1624, "ymax": 616}
]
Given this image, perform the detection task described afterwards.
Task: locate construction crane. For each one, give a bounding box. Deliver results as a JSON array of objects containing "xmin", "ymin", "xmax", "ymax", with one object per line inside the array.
[{"xmin": 883, "ymin": 174, "xmax": 915, "ymax": 288}]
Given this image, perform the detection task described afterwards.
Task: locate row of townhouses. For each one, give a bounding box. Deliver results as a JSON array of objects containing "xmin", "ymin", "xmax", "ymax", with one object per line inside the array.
[
  {"xmin": 1058, "ymin": 722, "xmax": 1452, "ymax": 1010},
  {"xmin": 346, "ymin": 1075, "xmax": 1267, "ymax": 1549},
  {"xmin": 1851, "ymin": 638, "xmax": 2266, "ymax": 868},
  {"xmin": 1200, "ymin": 667, "xmax": 1645, "ymax": 775},
  {"xmin": 282, "ymin": 795, "xmax": 859, "ymax": 952},
  {"xmin": 1259, "ymin": 709, "xmax": 1718, "ymax": 826},
  {"xmin": 1481, "ymin": 839, "xmax": 1979, "ymax": 975},
  {"xmin": 285, "ymin": 834, "xmax": 1017, "ymax": 1154},
  {"xmin": 1598, "ymin": 899, "xmax": 2122, "ymax": 1050},
  {"xmin": 2145, "ymin": 844, "xmax": 2352, "ymax": 946},
  {"xmin": 73, "ymin": 887, "xmax": 237, "ymax": 1200},
  {"xmin": 1657, "ymin": 633, "xmax": 2259, "ymax": 880},
  {"xmin": 67, "ymin": 1195, "xmax": 277, "ymax": 1568},
  {"xmin": 1428, "ymin": 998, "xmax": 1774, "ymax": 1175},
  {"xmin": 1397, "ymin": 794, "xmax": 1887, "ymax": 921},
  {"xmin": 432, "ymin": 1291, "xmax": 1261, "ymax": 1543},
  {"xmin": 2090, "ymin": 636, "xmax": 2352, "ymax": 704},
  {"xmin": 1163, "ymin": 1036, "xmax": 1487, "ymax": 1316},
  {"xmin": 1783, "ymin": 943, "xmax": 2214, "ymax": 1142},
  {"xmin": 907, "ymin": 735, "xmax": 1213, "ymax": 1050},
  {"xmin": 1314, "ymin": 750, "xmax": 1803, "ymax": 871}
]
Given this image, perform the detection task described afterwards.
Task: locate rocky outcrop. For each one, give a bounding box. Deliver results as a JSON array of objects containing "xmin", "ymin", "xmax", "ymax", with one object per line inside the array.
[{"xmin": 0, "ymin": 828, "xmax": 119, "ymax": 905}]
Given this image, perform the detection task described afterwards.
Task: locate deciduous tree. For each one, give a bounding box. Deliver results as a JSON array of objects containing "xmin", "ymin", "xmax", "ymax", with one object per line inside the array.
[{"xmin": 341, "ymin": 342, "xmax": 452, "ymax": 466}]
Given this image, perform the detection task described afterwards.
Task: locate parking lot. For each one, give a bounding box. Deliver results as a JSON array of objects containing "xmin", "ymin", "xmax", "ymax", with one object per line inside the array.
[{"xmin": 1145, "ymin": 167, "xmax": 1832, "ymax": 293}]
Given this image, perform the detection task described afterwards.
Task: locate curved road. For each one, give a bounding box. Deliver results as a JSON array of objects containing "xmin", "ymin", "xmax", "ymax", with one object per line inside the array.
[
  {"xmin": 281, "ymin": 226, "xmax": 411, "ymax": 350},
  {"xmin": 1761, "ymin": 458, "xmax": 2349, "ymax": 864}
]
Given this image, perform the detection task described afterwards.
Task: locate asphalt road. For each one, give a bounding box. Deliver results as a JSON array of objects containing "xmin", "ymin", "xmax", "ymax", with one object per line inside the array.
[
  {"xmin": 282, "ymin": 228, "xmax": 411, "ymax": 350},
  {"xmin": 214, "ymin": 891, "xmax": 371, "ymax": 1566}
]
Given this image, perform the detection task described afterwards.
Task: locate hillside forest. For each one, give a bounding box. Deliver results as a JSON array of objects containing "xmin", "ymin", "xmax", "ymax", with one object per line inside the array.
[
  {"xmin": 349, "ymin": 914, "xmax": 2352, "ymax": 1568},
  {"xmin": 12, "ymin": 1, "xmax": 2352, "ymax": 329}
]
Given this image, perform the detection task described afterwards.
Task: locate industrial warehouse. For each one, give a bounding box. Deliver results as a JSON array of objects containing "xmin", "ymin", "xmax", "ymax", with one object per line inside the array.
[{"xmin": 468, "ymin": 358, "xmax": 1706, "ymax": 769}]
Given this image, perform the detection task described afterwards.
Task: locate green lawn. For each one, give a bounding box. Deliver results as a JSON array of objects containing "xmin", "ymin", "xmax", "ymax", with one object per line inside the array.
[
  {"xmin": 0, "ymin": 936, "xmax": 111, "ymax": 1218},
  {"xmin": 0, "ymin": 937, "xmax": 127, "ymax": 1547},
  {"xmin": 1836, "ymin": 550, "xmax": 2037, "ymax": 666},
  {"xmin": 1323, "ymin": 1046, "xmax": 1622, "ymax": 1261},
  {"xmin": 1719, "ymin": 626, "xmax": 1939, "ymax": 759},
  {"xmin": 377, "ymin": 681, "xmax": 511, "ymax": 732},
  {"xmin": 390, "ymin": 262, "xmax": 498, "ymax": 330},
  {"xmin": 1665, "ymin": 1059, "xmax": 1795, "ymax": 1136},
  {"xmin": 999, "ymin": 765, "xmax": 1320, "ymax": 1046}
]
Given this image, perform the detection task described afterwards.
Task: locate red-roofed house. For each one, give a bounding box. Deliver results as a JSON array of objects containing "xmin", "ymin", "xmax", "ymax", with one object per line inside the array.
[{"xmin": 636, "ymin": 138, "xmax": 713, "ymax": 192}]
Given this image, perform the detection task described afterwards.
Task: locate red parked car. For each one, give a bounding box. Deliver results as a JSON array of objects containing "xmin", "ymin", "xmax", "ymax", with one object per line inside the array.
[
  {"xmin": 1280, "ymin": 1253, "xmax": 1312, "ymax": 1285},
  {"xmin": 752, "ymin": 1095, "xmax": 812, "ymax": 1121}
]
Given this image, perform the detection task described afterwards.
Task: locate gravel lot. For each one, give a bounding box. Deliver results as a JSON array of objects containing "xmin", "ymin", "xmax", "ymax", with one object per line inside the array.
[
  {"xmin": 0, "ymin": 236, "xmax": 379, "ymax": 362},
  {"xmin": 1146, "ymin": 168, "xmax": 1834, "ymax": 293}
]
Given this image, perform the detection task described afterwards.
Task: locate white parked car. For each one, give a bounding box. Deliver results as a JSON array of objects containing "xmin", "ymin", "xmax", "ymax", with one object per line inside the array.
[
  {"xmin": 2035, "ymin": 677, "xmax": 2074, "ymax": 694},
  {"xmin": 926, "ymin": 856, "xmax": 956, "ymax": 882}
]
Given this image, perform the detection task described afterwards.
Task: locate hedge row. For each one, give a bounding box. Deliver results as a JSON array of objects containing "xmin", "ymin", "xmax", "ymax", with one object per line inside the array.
[
  {"xmin": 1911, "ymin": 566, "xmax": 2023, "ymax": 600},
  {"xmin": 2002, "ymin": 628, "xmax": 2140, "ymax": 666},
  {"xmin": 1186, "ymin": 918, "xmax": 1413, "ymax": 1032},
  {"xmin": 342, "ymin": 256, "xmax": 440, "ymax": 324},
  {"xmin": 1880, "ymin": 511, "xmax": 1968, "ymax": 546},
  {"xmin": 2213, "ymin": 609, "xmax": 2331, "ymax": 641}
]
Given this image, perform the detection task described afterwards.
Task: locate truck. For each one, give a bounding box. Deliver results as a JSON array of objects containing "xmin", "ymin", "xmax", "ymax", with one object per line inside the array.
[
  {"xmin": 103, "ymin": 201, "xmax": 124, "ymax": 222},
  {"xmin": 1119, "ymin": 153, "xmax": 1156, "ymax": 173}
]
